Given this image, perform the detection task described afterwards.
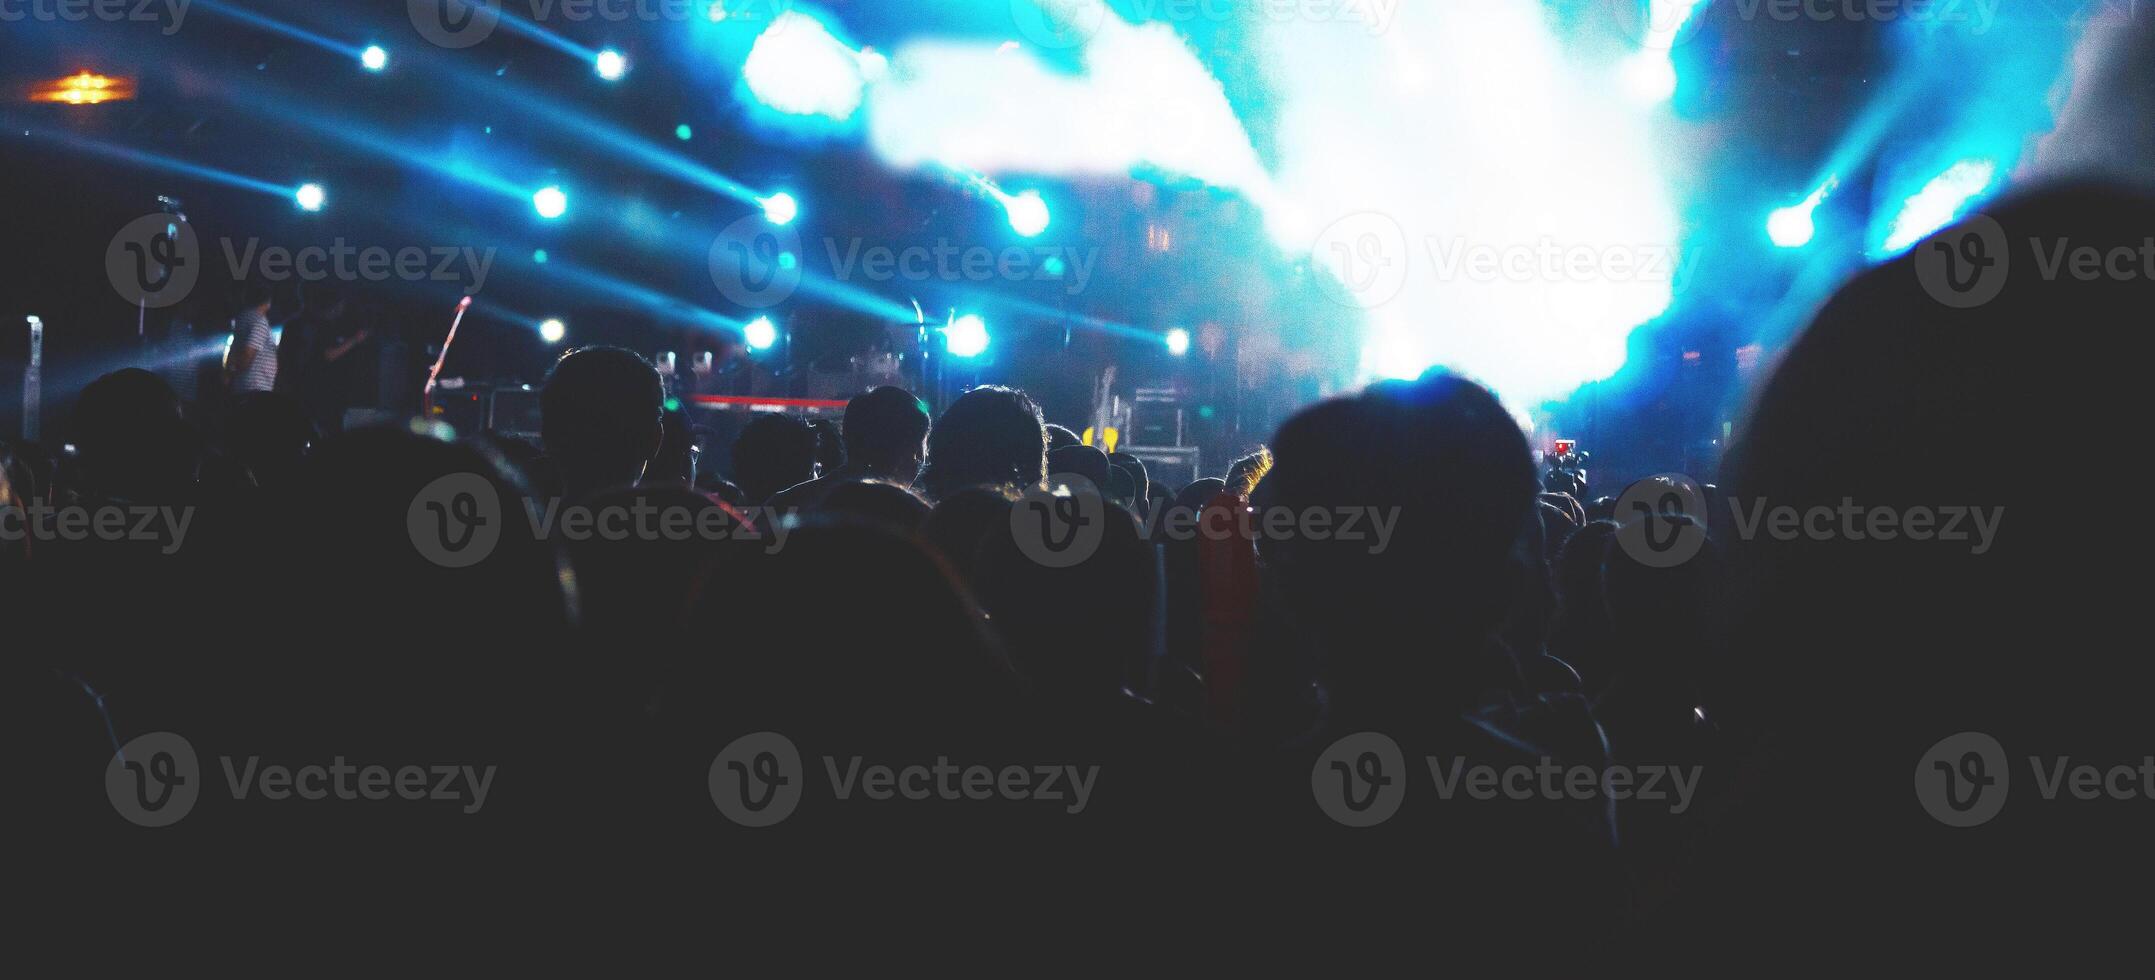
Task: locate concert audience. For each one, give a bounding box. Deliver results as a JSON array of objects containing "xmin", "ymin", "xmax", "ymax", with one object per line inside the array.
[{"xmin": 16, "ymin": 183, "xmax": 2152, "ymax": 934}]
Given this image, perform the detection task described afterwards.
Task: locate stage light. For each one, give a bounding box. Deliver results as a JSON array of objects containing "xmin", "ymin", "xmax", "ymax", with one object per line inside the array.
[
  {"xmin": 30, "ymin": 71, "xmax": 135, "ymax": 105},
  {"xmin": 1620, "ymin": 51, "xmax": 1677, "ymax": 104},
  {"xmin": 744, "ymin": 315, "xmax": 778, "ymax": 351},
  {"xmin": 1768, "ymin": 176, "xmax": 1837, "ymax": 249},
  {"xmin": 742, "ymin": 11, "xmax": 868, "ymax": 120},
  {"xmin": 1880, "ymin": 159, "xmax": 1998, "ymax": 256},
  {"xmin": 944, "ymin": 314, "xmax": 990, "ymax": 359},
  {"xmin": 538, "ymin": 318, "xmax": 567, "ymax": 344},
  {"xmin": 295, "ymin": 183, "xmax": 325, "ymax": 212},
  {"xmin": 760, "ymin": 192, "xmax": 799, "ymax": 226},
  {"xmin": 595, "ymin": 49, "xmax": 628, "ymax": 81},
  {"xmin": 532, "ymin": 248, "xmax": 549, "ymax": 264},
  {"xmin": 1165, "ymin": 328, "xmax": 1191, "ymax": 357},
  {"xmin": 675, "ymin": 124, "xmax": 693, "ymax": 141},
  {"xmin": 533, "ymin": 185, "xmax": 568, "ymax": 219},
  {"xmin": 361, "ymin": 46, "xmax": 388, "ymax": 72},
  {"xmin": 1003, "ymin": 190, "xmax": 1050, "ymax": 238},
  {"xmin": 1766, "ymin": 205, "xmax": 1814, "ymax": 248}
]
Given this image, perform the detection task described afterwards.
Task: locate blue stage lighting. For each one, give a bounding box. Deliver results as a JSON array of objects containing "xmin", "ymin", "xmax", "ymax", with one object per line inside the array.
[
  {"xmin": 945, "ymin": 314, "xmax": 990, "ymax": 359},
  {"xmin": 1767, "ymin": 176, "xmax": 1837, "ymax": 249},
  {"xmin": 538, "ymin": 318, "xmax": 567, "ymax": 344},
  {"xmin": 361, "ymin": 45, "xmax": 388, "ymax": 72},
  {"xmin": 295, "ymin": 183, "xmax": 325, "ymax": 212},
  {"xmin": 760, "ymin": 192, "xmax": 799, "ymax": 226},
  {"xmin": 1765, "ymin": 206, "xmax": 1813, "ymax": 248},
  {"xmin": 1880, "ymin": 159, "xmax": 1997, "ymax": 256},
  {"xmin": 533, "ymin": 185, "xmax": 569, "ymax": 219},
  {"xmin": 595, "ymin": 49, "xmax": 628, "ymax": 81},
  {"xmin": 742, "ymin": 12, "xmax": 867, "ymax": 120},
  {"xmin": 532, "ymin": 249, "xmax": 549, "ymax": 264},
  {"xmin": 675, "ymin": 124, "xmax": 693, "ymax": 141},
  {"xmin": 1003, "ymin": 190, "xmax": 1050, "ymax": 238},
  {"xmin": 1165, "ymin": 328, "xmax": 1191, "ymax": 357},
  {"xmin": 1620, "ymin": 51, "xmax": 1677, "ymax": 104},
  {"xmin": 744, "ymin": 316, "xmax": 778, "ymax": 351}
]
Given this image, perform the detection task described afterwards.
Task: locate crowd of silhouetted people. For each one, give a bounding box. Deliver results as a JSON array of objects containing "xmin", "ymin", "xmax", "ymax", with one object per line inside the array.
[{"xmin": 8, "ymin": 180, "xmax": 2153, "ymax": 938}]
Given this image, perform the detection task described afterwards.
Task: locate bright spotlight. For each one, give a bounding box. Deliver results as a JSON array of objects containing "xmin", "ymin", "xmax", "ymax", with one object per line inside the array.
[
  {"xmin": 744, "ymin": 315, "xmax": 778, "ymax": 351},
  {"xmin": 1766, "ymin": 205, "xmax": 1815, "ymax": 249},
  {"xmin": 533, "ymin": 185, "xmax": 568, "ymax": 220},
  {"xmin": 1003, "ymin": 190, "xmax": 1050, "ymax": 238},
  {"xmin": 1620, "ymin": 51, "xmax": 1677, "ymax": 104},
  {"xmin": 361, "ymin": 45, "xmax": 388, "ymax": 72},
  {"xmin": 538, "ymin": 318, "xmax": 567, "ymax": 344},
  {"xmin": 944, "ymin": 314, "xmax": 990, "ymax": 359},
  {"xmin": 760, "ymin": 192, "xmax": 799, "ymax": 226},
  {"xmin": 295, "ymin": 183, "xmax": 325, "ymax": 212},
  {"xmin": 1165, "ymin": 328, "xmax": 1191, "ymax": 357},
  {"xmin": 595, "ymin": 49, "xmax": 628, "ymax": 81},
  {"xmin": 1767, "ymin": 177, "xmax": 1836, "ymax": 249},
  {"xmin": 741, "ymin": 12, "xmax": 867, "ymax": 120},
  {"xmin": 1880, "ymin": 159, "xmax": 1998, "ymax": 256}
]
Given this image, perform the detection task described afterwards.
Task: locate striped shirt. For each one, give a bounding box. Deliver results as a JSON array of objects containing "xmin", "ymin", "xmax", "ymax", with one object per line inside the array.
[{"xmin": 231, "ymin": 309, "xmax": 278, "ymax": 393}]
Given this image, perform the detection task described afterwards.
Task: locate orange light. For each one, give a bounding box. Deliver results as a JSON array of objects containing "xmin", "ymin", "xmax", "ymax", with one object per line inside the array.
[{"xmin": 29, "ymin": 72, "xmax": 136, "ymax": 105}]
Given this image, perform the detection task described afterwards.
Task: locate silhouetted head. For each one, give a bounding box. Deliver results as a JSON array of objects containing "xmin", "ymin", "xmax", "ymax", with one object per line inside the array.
[
  {"xmin": 1045, "ymin": 424, "xmax": 1081, "ymax": 451},
  {"xmin": 730, "ymin": 413, "xmax": 818, "ymax": 504},
  {"xmin": 1255, "ymin": 370, "xmax": 1535, "ymax": 707},
  {"xmin": 842, "ymin": 386, "xmax": 931, "ymax": 485},
  {"xmin": 919, "ymin": 385, "xmax": 1047, "ymax": 501},
  {"xmin": 1225, "ymin": 447, "xmax": 1273, "ymax": 498},
  {"xmin": 71, "ymin": 368, "xmax": 196, "ymax": 502},
  {"xmin": 540, "ymin": 346, "xmax": 664, "ymax": 499},
  {"xmin": 1108, "ymin": 452, "xmax": 1149, "ymax": 507},
  {"xmin": 1047, "ymin": 444, "xmax": 1111, "ymax": 490}
]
